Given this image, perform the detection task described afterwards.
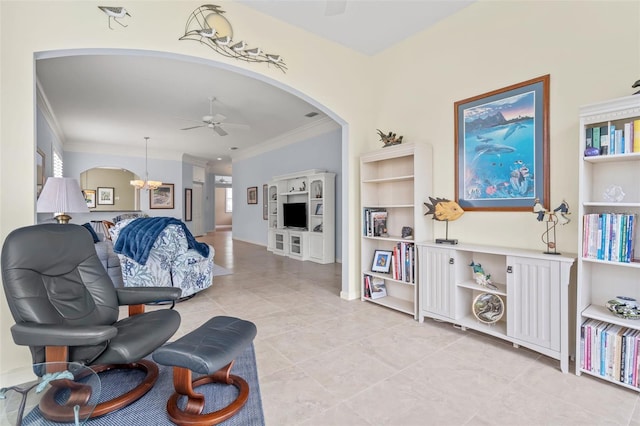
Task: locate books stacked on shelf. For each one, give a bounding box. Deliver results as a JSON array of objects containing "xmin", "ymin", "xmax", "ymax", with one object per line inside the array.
[
  {"xmin": 370, "ymin": 277, "xmax": 387, "ymax": 299},
  {"xmin": 391, "ymin": 241, "xmax": 415, "ymax": 283},
  {"xmin": 363, "ymin": 208, "xmax": 388, "ymax": 237},
  {"xmin": 363, "ymin": 275, "xmax": 387, "ymax": 299},
  {"xmin": 585, "ymin": 120, "xmax": 640, "ymax": 156},
  {"xmin": 363, "ymin": 274, "xmax": 372, "ymax": 298},
  {"xmin": 582, "ymin": 213, "xmax": 637, "ymax": 263},
  {"xmin": 580, "ymin": 319, "xmax": 640, "ymax": 387}
]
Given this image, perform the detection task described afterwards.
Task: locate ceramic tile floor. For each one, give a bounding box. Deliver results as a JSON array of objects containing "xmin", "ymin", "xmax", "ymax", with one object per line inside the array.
[{"xmin": 165, "ymin": 230, "xmax": 640, "ymax": 425}]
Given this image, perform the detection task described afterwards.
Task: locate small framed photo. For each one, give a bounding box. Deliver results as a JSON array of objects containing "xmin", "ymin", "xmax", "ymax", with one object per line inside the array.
[
  {"xmin": 247, "ymin": 186, "xmax": 258, "ymax": 204},
  {"xmin": 371, "ymin": 250, "xmax": 393, "ymax": 274},
  {"xmin": 83, "ymin": 189, "xmax": 96, "ymax": 208},
  {"xmin": 97, "ymin": 187, "xmax": 115, "ymax": 205},
  {"xmin": 150, "ymin": 183, "xmax": 175, "ymax": 209},
  {"xmin": 184, "ymin": 188, "xmax": 192, "ymax": 221},
  {"xmin": 315, "ymin": 203, "xmax": 323, "ymax": 215}
]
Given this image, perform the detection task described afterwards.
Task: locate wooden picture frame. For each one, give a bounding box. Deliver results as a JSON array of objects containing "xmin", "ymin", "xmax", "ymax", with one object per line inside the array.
[
  {"xmin": 454, "ymin": 74, "xmax": 550, "ymax": 211},
  {"xmin": 36, "ymin": 148, "xmax": 45, "ymax": 198},
  {"xmin": 262, "ymin": 184, "xmax": 268, "ymax": 220},
  {"xmin": 83, "ymin": 189, "xmax": 96, "ymax": 208},
  {"xmin": 97, "ymin": 187, "xmax": 115, "ymax": 205},
  {"xmin": 247, "ymin": 186, "xmax": 258, "ymax": 204},
  {"xmin": 371, "ymin": 249, "xmax": 393, "ymax": 274},
  {"xmin": 184, "ymin": 188, "xmax": 192, "ymax": 221},
  {"xmin": 150, "ymin": 183, "xmax": 175, "ymax": 209}
]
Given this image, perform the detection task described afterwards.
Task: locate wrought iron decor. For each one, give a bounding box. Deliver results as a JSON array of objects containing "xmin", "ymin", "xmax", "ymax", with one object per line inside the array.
[{"xmin": 180, "ymin": 5, "xmax": 287, "ymax": 73}]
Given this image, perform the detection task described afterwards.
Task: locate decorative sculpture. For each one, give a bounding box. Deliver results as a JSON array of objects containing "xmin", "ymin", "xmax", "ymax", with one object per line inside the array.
[
  {"xmin": 424, "ymin": 196, "xmax": 464, "ymax": 244},
  {"xmin": 98, "ymin": 6, "xmax": 131, "ymax": 29},
  {"xmin": 533, "ymin": 198, "xmax": 570, "ymax": 254},
  {"xmin": 469, "ymin": 261, "xmax": 498, "ymax": 290},
  {"xmin": 376, "ymin": 129, "xmax": 403, "ymax": 147},
  {"xmin": 180, "ymin": 5, "xmax": 287, "ymax": 73}
]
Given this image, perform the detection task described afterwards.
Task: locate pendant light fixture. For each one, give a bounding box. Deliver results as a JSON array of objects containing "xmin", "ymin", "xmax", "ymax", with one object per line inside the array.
[{"xmin": 130, "ymin": 137, "xmax": 162, "ymax": 190}]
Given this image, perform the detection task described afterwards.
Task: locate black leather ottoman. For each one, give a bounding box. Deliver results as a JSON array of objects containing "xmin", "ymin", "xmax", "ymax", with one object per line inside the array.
[{"xmin": 153, "ymin": 316, "xmax": 257, "ymax": 425}]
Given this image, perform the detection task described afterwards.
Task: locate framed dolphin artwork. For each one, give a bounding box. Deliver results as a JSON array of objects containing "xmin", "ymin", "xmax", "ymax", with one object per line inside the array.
[{"xmin": 454, "ymin": 75, "xmax": 550, "ymax": 211}]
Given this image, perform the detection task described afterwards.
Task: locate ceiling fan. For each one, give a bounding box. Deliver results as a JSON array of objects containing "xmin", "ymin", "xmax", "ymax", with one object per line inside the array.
[{"xmin": 180, "ymin": 97, "xmax": 249, "ymax": 136}]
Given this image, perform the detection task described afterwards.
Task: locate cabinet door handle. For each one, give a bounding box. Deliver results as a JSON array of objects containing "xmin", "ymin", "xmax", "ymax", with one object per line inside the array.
[
  {"xmin": 449, "ymin": 258, "xmax": 454, "ymax": 265},
  {"xmin": 507, "ymin": 266, "xmax": 513, "ymax": 273}
]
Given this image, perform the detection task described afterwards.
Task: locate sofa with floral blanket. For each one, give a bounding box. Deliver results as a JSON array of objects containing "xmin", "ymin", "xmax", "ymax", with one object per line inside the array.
[{"xmin": 110, "ymin": 217, "xmax": 215, "ymax": 297}]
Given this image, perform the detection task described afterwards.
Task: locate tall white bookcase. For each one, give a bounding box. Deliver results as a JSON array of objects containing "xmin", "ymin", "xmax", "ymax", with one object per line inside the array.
[
  {"xmin": 576, "ymin": 95, "xmax": 640, "ymax": 389},
  {"xmin": 267, "ymin": 169, "xmax": 335, "ymax": 264},
  {"xmin": 359, "ymin": 143, "xmax": 432, "ymax": 319}
]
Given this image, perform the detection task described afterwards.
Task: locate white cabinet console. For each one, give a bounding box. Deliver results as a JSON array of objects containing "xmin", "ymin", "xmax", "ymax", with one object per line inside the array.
[
  {"xmin": 267, "ymin": 169, "xmax": 335, "ymax": 264},
  {"xmin": 417, "ymin": 242, "xmax": 575, "ymax": 373}
]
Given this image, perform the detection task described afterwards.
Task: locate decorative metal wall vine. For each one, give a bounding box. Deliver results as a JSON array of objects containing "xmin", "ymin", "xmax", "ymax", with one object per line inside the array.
[{"xmin": 180, "ymin": 5, "xmax": 287, "ymax": 73}]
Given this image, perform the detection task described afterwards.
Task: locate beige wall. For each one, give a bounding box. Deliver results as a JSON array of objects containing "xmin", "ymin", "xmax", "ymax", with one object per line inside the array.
[
  {"xmin": 1, "ymin": 1, "xmax": 639, "ymax": 373},
  {"xmin": 215, "ymin": 187, "xmax": 232, "ymax": 227}
]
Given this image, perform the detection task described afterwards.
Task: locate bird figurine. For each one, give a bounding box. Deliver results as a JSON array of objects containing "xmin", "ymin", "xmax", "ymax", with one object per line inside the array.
[
  {"xmin": 633, "ymin": 79, "xmax": 640, "ymax": 95},
  {"xmin": 214, "ymin": 36, "xmax": 232, "ymax": 46},
  {"xmin": 231, "ymin": 41, "xmax": 247, "ymax": 52},
  {"xmin": 98, "ymin": 6, "xmax": 131, "ymax": 29},
  {"xmin": 532, "ymin": 198, "xmax": 547, "ymax": 221},
  {"xmin": 376, "ymin": 129, "xmax": 403, "ymax": 147},
  {"xmin": 197, "ymin": 28, "xmax": 217, "ymax": 40},
  {"xmin": 245, "ymin": 47, "xmax": 262, "ymax": 57},
  {"xmin": 469, "ymin": 262, "xmax": 498, "ymax": 290},
  {"xmin": 266, "ymin": 54, "xmax": 283, "ymax": 63}
]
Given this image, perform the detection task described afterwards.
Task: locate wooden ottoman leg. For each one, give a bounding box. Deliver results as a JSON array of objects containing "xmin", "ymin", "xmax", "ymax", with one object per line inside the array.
[{"xmin": 167, "ymin": 362, "xmax": 250, "ymax": 426}]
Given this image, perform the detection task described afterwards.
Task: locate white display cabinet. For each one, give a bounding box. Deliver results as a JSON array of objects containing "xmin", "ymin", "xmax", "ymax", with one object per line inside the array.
[
  {"xmin": 575, "ymin": 95, "xmax": 640, "ymax": 389},
  {"xmin": 417, "ymin": 242, "xmax": 575, "ymax": 373}
]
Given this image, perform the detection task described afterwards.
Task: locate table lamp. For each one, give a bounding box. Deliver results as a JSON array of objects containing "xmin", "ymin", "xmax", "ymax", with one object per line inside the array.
[{"xmin": 36, "ymin": 177, "xmax": 89, "ymax": 223}]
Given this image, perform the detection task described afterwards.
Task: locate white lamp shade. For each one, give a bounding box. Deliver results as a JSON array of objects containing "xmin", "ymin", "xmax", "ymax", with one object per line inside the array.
[{"xmin": 37, "ymin": 177, "xmax": 90, "ymax": 214}]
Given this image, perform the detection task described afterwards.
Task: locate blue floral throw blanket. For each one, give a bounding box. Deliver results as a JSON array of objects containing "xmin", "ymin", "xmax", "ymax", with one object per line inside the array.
[{"xmin": 113, "ymin": 217, "xmax": 209, "ymax": 265}]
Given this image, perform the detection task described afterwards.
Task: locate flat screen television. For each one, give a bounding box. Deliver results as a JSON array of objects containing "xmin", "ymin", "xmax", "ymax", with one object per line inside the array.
[{"xmin": 283, "ymin": 202, "xmax": 307, "ymax": 229}]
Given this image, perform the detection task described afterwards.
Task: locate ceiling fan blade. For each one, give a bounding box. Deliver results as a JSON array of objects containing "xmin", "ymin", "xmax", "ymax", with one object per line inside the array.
[
  {"xmin": 180, "ymin": 125, "xmax": 206, "ymax": 130},
  {"xmin": 213, "ymin": 125, "xmax": 228, "ymax": 136},
  {"xmin": 220, "ymin": 122, "xmax": 250, "ymax": 130}
]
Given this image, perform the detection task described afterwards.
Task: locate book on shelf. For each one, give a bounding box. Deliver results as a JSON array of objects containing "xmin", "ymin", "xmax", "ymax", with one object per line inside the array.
[
  {"xmin": 582, "ymin": 213, "xmax": 637, "ymax": 263},
  {"xmin": 363, "ymin": 208, "xmax": 387, "ymax": 237},
  {"xmin": 363, "ymin": 275, "xmax": 372, "ymax": 298},
  {"xmin": 586, "ymin": 120, "xmax": 640, "ymax": 155},
  {"xmin": 369, "ymin": 277, "xmax": 387, "ymax": 299},
  {"xmin": 580, "ymin": 318, "xmax": 640, "ymax": 386}
]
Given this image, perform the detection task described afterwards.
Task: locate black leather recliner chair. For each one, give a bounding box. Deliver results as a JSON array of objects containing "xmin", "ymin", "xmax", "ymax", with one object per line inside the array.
[{"xmin": 1, "ymin": 223, "xmax": 182, "ymax": 420}]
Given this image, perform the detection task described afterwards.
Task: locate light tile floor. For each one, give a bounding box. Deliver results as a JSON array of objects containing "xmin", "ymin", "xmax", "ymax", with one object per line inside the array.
[{"xmin": 169, "ymin": 230, "xmax": 640, "ymax": 426}]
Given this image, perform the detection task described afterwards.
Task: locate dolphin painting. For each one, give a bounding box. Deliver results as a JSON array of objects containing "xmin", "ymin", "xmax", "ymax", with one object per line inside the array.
[{"xmin": 503, "ymin": 123, "xmax": 526, "ymax": 141}]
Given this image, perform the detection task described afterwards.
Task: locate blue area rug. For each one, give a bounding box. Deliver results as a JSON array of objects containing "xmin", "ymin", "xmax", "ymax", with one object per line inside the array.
[{"xmin": 23, "ymin": 344, "xmax": 264, "ymax": 425}]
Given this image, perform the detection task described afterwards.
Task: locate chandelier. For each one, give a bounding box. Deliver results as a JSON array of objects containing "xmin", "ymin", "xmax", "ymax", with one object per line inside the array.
[{"xmin": 130, "ymin": 137, "xmax": 162, "ymax": 190}]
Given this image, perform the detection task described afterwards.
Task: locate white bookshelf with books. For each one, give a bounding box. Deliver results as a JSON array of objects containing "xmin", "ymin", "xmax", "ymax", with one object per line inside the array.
[
  {"xmin": 576, "ymin": 95, "xmax": 640, "ymax": 389},
  {"xmin": 360, "ymin": 143, "xmax": 432, "ymax": 319}
]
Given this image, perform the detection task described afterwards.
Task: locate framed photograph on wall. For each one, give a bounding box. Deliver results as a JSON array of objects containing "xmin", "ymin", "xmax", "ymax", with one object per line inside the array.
[
  {"xmin": 454, "ymin": 74, "xmax": 550, "ymax": 211},
  {"xmin": 83, "ymin": 189, "xmax": 96, "ymax": 208},
  {"xmin": 371, "ymin": 250, "xmax": 393, "ymax": 274},
  {"xmin": 150, "ymin": 183, "xmax": 175, "ymax": 209},
  {"xmin": 262, "ymin": 184, "xmax": 268, "ymax": 220},
  {"xmin": 247, "ymin": 186, "xmax": 258, "ymax": 204},
  {"xmin": 97, "ymin": 187, "xmax": 115, "ymax": 205},
  {"xmin": 184, "ymin": 188, "xmax": 192, "ymax": 221}
]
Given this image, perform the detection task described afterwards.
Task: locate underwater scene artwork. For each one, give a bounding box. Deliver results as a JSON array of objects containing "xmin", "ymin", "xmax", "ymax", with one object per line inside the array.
[{"xmin": 462, "ymin": 91, "xmax": 536, "ymax": 202}]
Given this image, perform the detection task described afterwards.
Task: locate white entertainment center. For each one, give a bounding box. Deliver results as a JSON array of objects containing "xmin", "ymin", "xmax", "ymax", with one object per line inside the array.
[{"xmin": 267, "ymin": 169, "xmax": 335, "ymax": 264}]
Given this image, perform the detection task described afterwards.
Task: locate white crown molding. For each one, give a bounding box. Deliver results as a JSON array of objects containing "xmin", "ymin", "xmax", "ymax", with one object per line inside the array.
[{"xmin": 231, "ymin": 117, "xmax": 340, "ymax": 163}]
